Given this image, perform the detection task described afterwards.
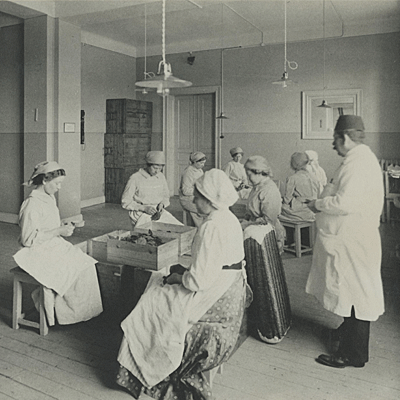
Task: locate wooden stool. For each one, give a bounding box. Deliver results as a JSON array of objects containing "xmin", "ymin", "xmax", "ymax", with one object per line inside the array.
[
  {"xmin": 11, "ymin": 267, "xmax": 48, "ymax": 336},
  {"xmin": 280, "ymin": 220, "xmax": 316, "ymax": 258},
  {"xmin": 204, "ymin": 364, "xmax": 224, "ymax": 388}
]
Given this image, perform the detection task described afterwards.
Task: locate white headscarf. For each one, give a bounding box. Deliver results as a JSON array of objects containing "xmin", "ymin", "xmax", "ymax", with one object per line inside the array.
[
  {"xmin": 195, "ymin": 169, "xmax": 238, "ymax": 210},
  {"xmin": 305, "ymin": 150, "xmax": 327, "ymax": 189},
  {"xmin": 23, "ymin": 161, "xmax": 63, "ymax": 186}
]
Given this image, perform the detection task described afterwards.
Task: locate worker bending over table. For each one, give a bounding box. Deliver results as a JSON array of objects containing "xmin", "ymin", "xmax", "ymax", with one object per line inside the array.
[{"xmin": 121, "ymin": 151, "xmax": 182, "ymax": 228}]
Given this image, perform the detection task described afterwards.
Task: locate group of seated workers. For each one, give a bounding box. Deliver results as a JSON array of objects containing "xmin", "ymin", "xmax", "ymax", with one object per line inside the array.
[{"xmin": 13, "ymin": 145, "xmax": 326, "ymax": 400}]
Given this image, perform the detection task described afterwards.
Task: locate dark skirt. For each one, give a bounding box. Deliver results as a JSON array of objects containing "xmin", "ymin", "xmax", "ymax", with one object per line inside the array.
[{"xmin": 244, "ymin": 229, "xmax": 291, "ymax": 342}]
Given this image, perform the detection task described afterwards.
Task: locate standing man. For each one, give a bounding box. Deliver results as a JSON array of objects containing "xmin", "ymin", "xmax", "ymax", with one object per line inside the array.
[{"xmin": 306, "ymin": 115, "xmax": 384, "ymax": 368}]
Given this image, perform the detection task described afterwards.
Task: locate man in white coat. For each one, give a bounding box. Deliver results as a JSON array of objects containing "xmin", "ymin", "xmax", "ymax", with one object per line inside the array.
[{"xmin": 306, "ymin": 115, "xmax": 384, "ymax": 368}]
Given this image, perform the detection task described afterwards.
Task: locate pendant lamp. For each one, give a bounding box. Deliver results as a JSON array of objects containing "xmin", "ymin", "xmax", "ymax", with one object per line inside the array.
[
  {"xmin": 135, "ymin": 4, "xmax": 155, "ymax": 95},
  {"xmin": 135, "ymin": 0, "xmax": 192, "ymax": 96},
  {"xmin": 217, "ymin": 4, "xmax": 228, "ymax": 122},
  {"xmin": 272, "ymin": 0, "xmax": 298, "ymax": 87},
  {"xmin": 216, "ymin": 50, "xmax": 228, "ymax": 120},
  {"xmin": 318, "ymin": 0, "xmax": 331, "ymax": 108}
]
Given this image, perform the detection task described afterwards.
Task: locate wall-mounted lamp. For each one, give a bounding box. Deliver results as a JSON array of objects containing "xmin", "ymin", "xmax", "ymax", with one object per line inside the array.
[{"xmin": 187, "ymin": 52, "xmax": 195, "ymax": 65}]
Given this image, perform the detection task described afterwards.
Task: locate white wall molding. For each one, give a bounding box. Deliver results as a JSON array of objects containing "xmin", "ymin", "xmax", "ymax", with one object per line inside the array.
[
  {"xmin": 81, "ymin": 196, "xmax": 105, "ymax": 209},
  {"xmin": 81, "ymin": 30, "xmax": 136, "ymax": 57},
  {"xmin": 0, "ymin": 212, "xmax": 18, "ymax": 224}
]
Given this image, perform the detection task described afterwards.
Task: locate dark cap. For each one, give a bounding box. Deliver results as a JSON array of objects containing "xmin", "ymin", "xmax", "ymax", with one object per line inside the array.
[{"xmin": 334, "ymin": 115, "xmax": 365, "ymax": 132}]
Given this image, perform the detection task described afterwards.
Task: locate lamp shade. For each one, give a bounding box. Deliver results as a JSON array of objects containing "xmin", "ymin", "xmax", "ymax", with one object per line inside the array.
[
  {"xmin": 216, "ymin": 112, "xmax": 228, "ymax": 120},
  {"xmin": 135, "ymin": 73, "xmax": 192, "ymax": 90},
  {"xmin": 318, "ymin": 100, "xmax": 331, "ymax": 108}
]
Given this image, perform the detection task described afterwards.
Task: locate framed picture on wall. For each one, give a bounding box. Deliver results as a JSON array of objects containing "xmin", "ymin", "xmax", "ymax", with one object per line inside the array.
[{"xmin": 301, "ymin": 89, "xmax": 362, "ymax": 139}]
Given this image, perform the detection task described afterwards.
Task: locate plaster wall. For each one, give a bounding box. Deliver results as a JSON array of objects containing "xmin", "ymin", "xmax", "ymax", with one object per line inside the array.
[
  {"xmin": 0, "ymin": 24, "xmax": 24, "ymax": 215},
  {"xmin": 139, "ymin": 33, "xmax": 400, "ymax": 184},
  {"xmin": 80, "ymin": 43, "xmax": 137, "ymax": 202}
]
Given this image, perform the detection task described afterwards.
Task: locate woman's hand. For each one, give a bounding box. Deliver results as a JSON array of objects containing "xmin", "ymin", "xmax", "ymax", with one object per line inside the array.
[
  {"xmin": 164, "ymin": 273, "xmax": 183, "ymax": 285},
  {"xmin": 59, "ymin": 222, "xmax": 75, "ymax": 237},
  {"xmin": 142, "ymin": 205, "xmax": 157, "ymax": 215},
  {"xmin": 306, "ymin": 200, "xmax": 320, "ymax": 213},
  {"xmin": 240, "ymin": 220, "xmax": 252, "ymax": 230}
]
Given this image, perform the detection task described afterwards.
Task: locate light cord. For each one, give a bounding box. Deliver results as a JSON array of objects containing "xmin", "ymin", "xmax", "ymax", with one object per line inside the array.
[
  {"xmin": 284, "ymin": 0, "xmax": 298, "ymax": 72},
  {"xmin": 284, "ymin": 0, "xmax": 287, "ymax": 72},
  {"xmin": 162, "ymin": 0, "xmax": 166, "ymax": 65},
  {"xmin": 323, "ymin": 0, "xmax": 326, "ymax": 90},
  {"xmin": 144, "ymin": 3, "xmax": 147, "ymax": 78}
]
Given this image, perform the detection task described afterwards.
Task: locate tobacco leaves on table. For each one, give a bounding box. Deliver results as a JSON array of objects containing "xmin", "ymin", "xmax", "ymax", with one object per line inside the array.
[{"xmin": 118, "ymin": 229, "xmax": 164, "ymax": 247}]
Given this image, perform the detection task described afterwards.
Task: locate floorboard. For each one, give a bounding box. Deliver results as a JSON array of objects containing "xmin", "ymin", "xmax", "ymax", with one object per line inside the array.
[{"xmin": 0, "ymin": 200, "xmax": 399, "ymax": 399}]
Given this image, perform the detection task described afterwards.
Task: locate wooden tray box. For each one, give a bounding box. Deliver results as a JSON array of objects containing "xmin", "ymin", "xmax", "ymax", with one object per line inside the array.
[
  {"xmin": 106, "ymin": 231, "xmax": 179, "ymax": 271},
  {"xmin": 135, "ymin": 222, "xmax": 196, "ymax": 256},
  {"xmin": 87, "ymin": 230, "xmax": 128, "ymax": 262}
]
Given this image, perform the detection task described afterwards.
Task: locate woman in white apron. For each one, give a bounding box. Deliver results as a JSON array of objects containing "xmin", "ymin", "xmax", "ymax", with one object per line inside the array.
[
  {"xmin": 223, "ymin": 146, "xmax": 251, "ymax": 199},
  {"xmin": 116, "ymin": 169, "xmax": 248, "ymax": 399},
  {"xmin": 13, "ymin": 161, "xmax": 103, "ymax": 326},
  {"xmin": 121, "ymin": 151, "xmax": 182, "ymax": 228},
  {"xmin": 280, "ymin": 152, "xmax": 320, "ymax": 223},
  {"xmin": 179, "ymin": 151, "xmax": 206, "ymax": 227}
]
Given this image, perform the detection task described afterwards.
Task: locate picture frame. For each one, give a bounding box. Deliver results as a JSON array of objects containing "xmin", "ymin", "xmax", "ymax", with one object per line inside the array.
[
  {"xmin": 301, "ymin": 89, "xmax": 362, "ymax": 139},
  {"xmin": 64, "ymin": 122, "xmax": 76, "ymax": 133}
]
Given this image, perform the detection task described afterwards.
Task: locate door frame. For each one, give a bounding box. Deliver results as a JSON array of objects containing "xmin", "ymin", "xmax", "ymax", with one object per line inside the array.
[{"xmin": 164, "ymin": 86, "xmax": 222, "ymax": 193}]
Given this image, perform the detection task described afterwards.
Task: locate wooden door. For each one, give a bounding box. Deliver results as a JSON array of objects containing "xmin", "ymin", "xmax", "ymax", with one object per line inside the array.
[{"xmin": 174, "ymin": 93, "xmax": 215, "ymax": 194}]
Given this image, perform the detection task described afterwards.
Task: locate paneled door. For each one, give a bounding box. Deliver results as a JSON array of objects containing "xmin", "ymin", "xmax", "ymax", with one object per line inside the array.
[{"xmin": 174, "ymin": 93, "xmax": 215, "ymax": 194}]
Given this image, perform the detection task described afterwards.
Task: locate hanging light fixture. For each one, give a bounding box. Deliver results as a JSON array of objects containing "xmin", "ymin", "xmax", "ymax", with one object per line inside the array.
[
  {"xmin": 318, "ymin": 0, "xmax": 331, "ymax": 108},
  {"xmin": 136, "ymin": 4, "xmax": 155, "ymax": 95},
  {"xmin": 135, "ymin": 0, "xmax": 192, "ymax": 96},
  {"xmin": 217, "ymin": 4, "xmax": 228, "ymax": 122},
  {"xmin": 272, "ymin": 0, "xmax": 298, "ymax": 87},
  {"xmin": 216, "ymin": 50, "xmax": 228, "ymax": 120}
]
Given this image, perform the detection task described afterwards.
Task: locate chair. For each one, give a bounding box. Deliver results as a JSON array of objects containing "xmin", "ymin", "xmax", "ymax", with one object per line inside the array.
[
  {"xmin": 280, "ymin": 219, "xmax": 316, "ymax": 258},
  {"xmin": 383, "ymin": 170, "xmax": 400, "ymax": 223},
  {"xmin": 11, "ymin": 267, "xmax": 48, "ymax": 336}
]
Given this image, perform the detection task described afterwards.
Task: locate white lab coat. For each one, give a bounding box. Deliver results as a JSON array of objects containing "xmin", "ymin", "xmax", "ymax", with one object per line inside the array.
[{"xmin": 306, "ymin": 144, "xmax": 384, "ymax": 321}]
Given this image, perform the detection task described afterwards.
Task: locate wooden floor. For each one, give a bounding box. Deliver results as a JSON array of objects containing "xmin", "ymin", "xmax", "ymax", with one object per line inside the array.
[{"xmin": 0, "ymin": 200, "xmax": 399, "ymax": 400}]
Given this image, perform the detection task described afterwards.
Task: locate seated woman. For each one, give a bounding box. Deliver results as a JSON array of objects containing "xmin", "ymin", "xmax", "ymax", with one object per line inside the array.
[
  {"xmin": 122, "ymin": 151, "xmax": 182, "ymax": 228},
  {"xmin": 305, "ymin": 149, "xmax": 327, "ymax": 195},
  {"xmin": 116, "ymin": 169, "xmax": 248, "ymax": 399},
  {"xmin": 13, "ymin": 161, "xmax": 103, "ymax": 326},
  {"xmin": 239, "ymin": 156, "xmax": 291, "ymax": 344},
  {"xmin": 179, "ymin": 151, "xmax": 206, "ymax": 227},
  {"xmin": 223, "ymin": 146, "xmax": 251, "ymax": 199},
  {"xmin": 280, "ymin": 152, "xmax": 320, "ymax": 222}
]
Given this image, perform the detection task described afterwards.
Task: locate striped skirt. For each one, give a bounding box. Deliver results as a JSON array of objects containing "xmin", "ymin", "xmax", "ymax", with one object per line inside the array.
[{"xmin": 244, "ymin": 225, "xmax": 291, "ymax": 343}]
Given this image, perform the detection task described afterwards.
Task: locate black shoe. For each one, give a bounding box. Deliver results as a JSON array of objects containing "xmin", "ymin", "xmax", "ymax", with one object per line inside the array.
[{"xmin": 316, "ymin": 353, "xmax": 365, "ymax": 368}]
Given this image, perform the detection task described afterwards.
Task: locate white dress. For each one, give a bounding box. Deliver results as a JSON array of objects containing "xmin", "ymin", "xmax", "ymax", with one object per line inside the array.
[
  {"xmin": 117, "ymin": 207, "xmax": 245, "ymax": 387},
  {"xmin": 122, "ymin": 168, "xmax": 182, "ymax": 227},
  {"xmin": 13, "ymin": 189, "xmax": 103, "ymax": 326},
  {"xmin": 306, "ymin": 144, "xmax": 384, "ymax": 321},
  {"xmin": 223, "ymin": 160, "xmax": 251, "ymax": 199}
]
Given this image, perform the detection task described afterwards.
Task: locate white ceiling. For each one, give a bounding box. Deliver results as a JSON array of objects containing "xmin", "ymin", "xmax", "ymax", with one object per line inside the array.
[{"xmin": 1, "ymin": 0, "xmax": 400, "ymax": 56}]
